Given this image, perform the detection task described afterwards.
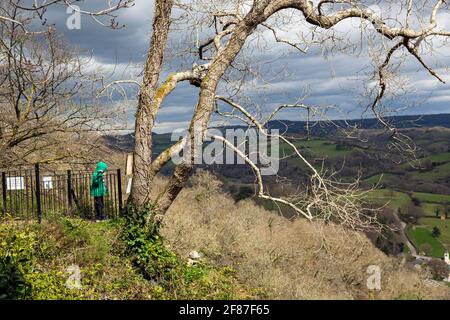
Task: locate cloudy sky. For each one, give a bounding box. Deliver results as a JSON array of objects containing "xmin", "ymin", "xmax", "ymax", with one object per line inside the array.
[{"xmin": 41, "ymin": 0, "xmax": 450, "ymax": 133}]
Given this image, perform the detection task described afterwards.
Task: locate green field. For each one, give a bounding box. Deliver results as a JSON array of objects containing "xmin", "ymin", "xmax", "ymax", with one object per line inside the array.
[
  {"xmin": 279, "ymin": 139, "xmax": 354, "ymax": 159},
  {"xmin": 366, "ymin": 189, "xmax": 411, "ymax": 209},
  {"xmin": 412, "ymin": 192, "xmax": 450, "ymax": 204},
  {"xmin": 408, "ymin": 226, "xmax": 446, "ymax": 258},
  {"xmin": 425, "ymin": 151, "xmax": 450, "ymax": 163},
  {"xmin": 402, "ymin": 151, "xmax": 450, "ymax": 169},
  {"xmin": 409, "ymin": 162, "xmax": 450, "ymax": 180},
  {"xmin": 418, "ymin": 217, "xmax": 450, "ymax": 249},
  {"xmin": 366, "ymin": 189, "xmax": 450, "ymax": 213},
  {"xmin": 363, "ymin": 173, "xmax": 395, "ymax": 186},
  {"xmin": 426, "ymin": 141, "xmax": 449, "ymax": 151},
  {"xmin": 400, "ymin": 150, "xmax": 450, "ymax": 180},
  {"xmin": 422, "ymin": 203, "xmax": 445, "ymax": 216},
  {"xmin": 367, "ymin": 189, "xmax": 450, "ymax": 257}
]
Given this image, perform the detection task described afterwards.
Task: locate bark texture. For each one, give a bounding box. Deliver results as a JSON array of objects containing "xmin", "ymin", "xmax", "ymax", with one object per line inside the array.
[
  {"xmin": 153, "ymin": 4, "xmax": 270, "ymax": 215},
  {"xmin": 131, "ymin": 0, "xmax": 174, "ymax": 208}
]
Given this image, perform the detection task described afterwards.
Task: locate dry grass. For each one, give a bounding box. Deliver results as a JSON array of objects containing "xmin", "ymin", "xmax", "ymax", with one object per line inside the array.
[{"xmin": 156, "ymin": 170, "xmax": 449, "ymax": 300}]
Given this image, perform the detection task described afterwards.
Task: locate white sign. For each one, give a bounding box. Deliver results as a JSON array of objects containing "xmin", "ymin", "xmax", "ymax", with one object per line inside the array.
[
  {"xmin": 126, "ymin": 153, "xmax": 133, "ymax": 176},
  {"xmin": 6, "ymin": 177, "xmax": 24, "ymax": 190},
  {"xmin": 126, "ymin": 177, "xmax": 132, "ymax": 194},
  {"xmin": 43, "ymin": 176, "xmax": 53, "ymax": 190}
]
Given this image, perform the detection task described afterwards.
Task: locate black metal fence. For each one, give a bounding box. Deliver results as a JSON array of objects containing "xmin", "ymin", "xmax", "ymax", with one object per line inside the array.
[{"xmin": 0, "ymin": 164, "xmax": 123, "ymax": 222}]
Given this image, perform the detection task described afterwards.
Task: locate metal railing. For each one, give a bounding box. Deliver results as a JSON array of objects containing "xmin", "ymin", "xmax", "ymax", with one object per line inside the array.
[{"xmin": 0, "ymin": 164, "xmax": 123, "ymax": 222}]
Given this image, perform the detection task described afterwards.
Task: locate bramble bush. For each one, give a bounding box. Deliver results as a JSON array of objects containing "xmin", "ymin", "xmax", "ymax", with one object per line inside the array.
[
  {"xmin": 120, "ymin": 203, "xmax": 249, "ymax": 299},
  {"xmin": 120, "ymin": 203, "xmax": 178, "ymax": 282},
  {"xmin": 0, "ymin": 208, "xmax": 248, "ymax": 300},
  {"xmin": 0, "ymin": 221, "xmax": 34, "ymax": 299}
]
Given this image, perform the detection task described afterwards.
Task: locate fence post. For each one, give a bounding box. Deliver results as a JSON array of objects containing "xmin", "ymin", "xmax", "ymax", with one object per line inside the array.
[
  {"xmin": 35, "ymin": 164, "xmax": 42, "ymax": 223},
  {"xmin": 117, "ymin": 168, "xmax": 123, "ymax": 215},
  {"xmin": 1, "ymin": 172, "xmax": 6, "ymax": 216},
  {"xmin": 67, "ymin": 170, "xmax": 73, "ymax": 211}
]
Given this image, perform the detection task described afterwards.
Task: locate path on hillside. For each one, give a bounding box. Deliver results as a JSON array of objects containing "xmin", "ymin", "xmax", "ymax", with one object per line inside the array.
[
  {"xmin": 400, "ymin": 221, "xmax": 418, "ymax": 256},
  {"xmin": 400, "ymin": 221, "xmax": 434, "ymax": 260}
]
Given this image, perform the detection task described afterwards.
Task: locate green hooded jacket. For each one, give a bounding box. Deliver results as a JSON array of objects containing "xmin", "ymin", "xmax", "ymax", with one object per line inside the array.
[{"xmin": 90, "ymin": 162, "xmax": 109, "ymax": 197}]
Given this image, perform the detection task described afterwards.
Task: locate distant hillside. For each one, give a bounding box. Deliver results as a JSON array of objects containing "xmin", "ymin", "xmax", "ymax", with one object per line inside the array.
[
  {"xmin": 104, "ymin": 113, "xmax": 450, "ymax": 152},
  {"xmin": 102, "ymin": 132, "xmax": 173, "ymax": 153},
  {"xmin": 265, "ymin": 113, "xmax": 450, "ymax": 134}
]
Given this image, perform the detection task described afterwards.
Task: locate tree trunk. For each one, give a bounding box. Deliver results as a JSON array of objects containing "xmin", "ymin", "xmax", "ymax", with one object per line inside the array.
[
  {"xmin": 154, "ymin": 7, "xmax": 267, "ymax": 215},
  {"xmin": 130, "ymin": 0, "xmax": 174, "ymax": 209}
]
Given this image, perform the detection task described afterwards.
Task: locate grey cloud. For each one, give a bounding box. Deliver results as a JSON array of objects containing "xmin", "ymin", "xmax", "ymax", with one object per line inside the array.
[
  {"xmin": 34, "ymin": 1, "xmax": 450, "ymax": 132},
  {"xmin": 40, "ymin": 0, "xmax": 155, "ymax": 64}
]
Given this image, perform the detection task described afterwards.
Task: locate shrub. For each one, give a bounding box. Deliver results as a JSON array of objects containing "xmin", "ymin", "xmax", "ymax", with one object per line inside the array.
[
  {"xmin": 120, "ymin": 204, "xmax": 178, "ymax": 282},
  {"xmin": 159, "ymin": 170, "xmax": 450, "ymax": 299},
  {"xmin": 432, "ymin": 227, "xmax": 441, "ymax": 238},
  {"xmin": 0, "ymin": 216, "xmax": 156, "ymax": 300},
  {"xmin": 402, "ymin": 203, "xmax": 424, "ymax": 224},
  {"xmin": 419, "ymin": 243, "xmax": 433, "ymax": 256},
  {"xmin": 120, "ymin": 202, "xmax": 250, "ymax": 299},
  {"xmin": 411, "ymin": 197, "xmax": 422, "ymax": 206},
  {"xmin": 0, "ymin": 220, "xmax": 34, "ymax": 299},
  {"xmin": 233, "ymin": 186, "xmax": 254, "ymax": 202},
  {"xmin": 427, "ymin": 259, "xmax": 449, "ymax": 281},
  {"xmin": 434, "ymin": 208, "xmax": 441, "ymax": 218}
]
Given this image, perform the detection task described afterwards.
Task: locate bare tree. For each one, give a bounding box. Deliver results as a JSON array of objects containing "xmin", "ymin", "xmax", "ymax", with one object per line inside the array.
[
  {"xmin": 0, "ymin": 1, "xmax": 132, "ymax": 167},
  {"xmin": 119, "ymin": 0, "xmax": 450, "ymax": 231},
  {"xmin": 0, "ymin": 0, "xmax": 134, "ymax": 31},
  {"xmin": 129, "ymin": 0, "xmax": 175, "ymax": 208},
  {"xmin": 10, "ymin": 1, "xmax": 447, "ymax": 230}
]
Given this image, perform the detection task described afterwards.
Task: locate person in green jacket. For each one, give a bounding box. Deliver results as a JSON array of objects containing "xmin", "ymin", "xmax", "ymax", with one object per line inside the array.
[{"xmin": 90, "ymin": 162, "xmax": 109, "ymax": 220}]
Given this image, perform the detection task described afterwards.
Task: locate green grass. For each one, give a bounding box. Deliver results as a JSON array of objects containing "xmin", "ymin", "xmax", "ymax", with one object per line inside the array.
[
  {"xmin": 407, "ymin": 227, "xmax": 446, "ymax": 258},
  {"xmin": 364, "ymin": 190, "xmax": 450, "ymax": 257},
  {"xmin": 421, "ymin": 203, "xmax": 445, "ymax": 216},
  {"xmin": 366, "ymin": 189, "xmax": 411, "ymax": 210},
  {"xmin": 367, "ymin": 190, "xmax": 450, "ymax": 216},
  {"xmin": 409, "ymin": 162, "xmax": 450, "ymax": 180},
  {"xmin": 418, "ymin": 217, "xmax": 450, "ymax": 249},
  {"xmin": 279, "ymin": 139, "xmax": 354, "ymax": 159},
  {"xmin": 411, "ymin": 192, "xmax": 450, "ymax": 204},
  {"xmin": 363, "ymin": 173, "xmax": 395, "ymax": 186},
  {"xmin": 0, "ymin": 215, "xmax": 251, "ymax": 300},
  {"xmin": 426, "ymin": 152, "xmax": 450, "ymax": 163},
  {"xmin": 426, "ymin": 141, "xmax": 449, "ymax": 150},
  {"xmin": 402, "ymin": 152, "xmax": 450, "ymax": 169}
]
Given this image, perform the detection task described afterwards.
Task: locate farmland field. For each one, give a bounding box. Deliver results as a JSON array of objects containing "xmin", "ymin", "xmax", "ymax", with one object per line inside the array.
[
  {"xmin": 408, "ymin": 226, "xmax": 446, "ymax": 258},
  {"xmin": 412, "ymin": 192, "xmax": 450, "ymax": 204},
  {"xmin": 409, "ymin": 162, "xmax": 450, "ymax": 180},
  {"xmin": 422, "ymin": 203, "xmax": 445, "ymax": 216},
  {"xmin": 363, "ymin": 173, "xmax": 396, "ymax": 186},
  {"xmin": 278, "ymin": 139, "xmax": 354, "ymax": 159},
  {"xmin": 418, "ymin": 217, "xmax": 450, "ymax": 249},
  {"xmin": 401, "ymin": 151, "xmax": 450, "ymax": 169},
  {"xmin": 366, "ymin": 189, "xmax": 411, "ymax": 209}
]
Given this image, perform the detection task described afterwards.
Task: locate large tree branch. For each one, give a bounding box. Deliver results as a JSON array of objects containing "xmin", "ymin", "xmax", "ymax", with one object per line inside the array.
[
  {"xmin": 268, "ymin": 0, "xmax": 447, "ymax": 40},
  {"xmin": 139, "ymin": 0, "xmax": 450, "ymax": 220}
]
